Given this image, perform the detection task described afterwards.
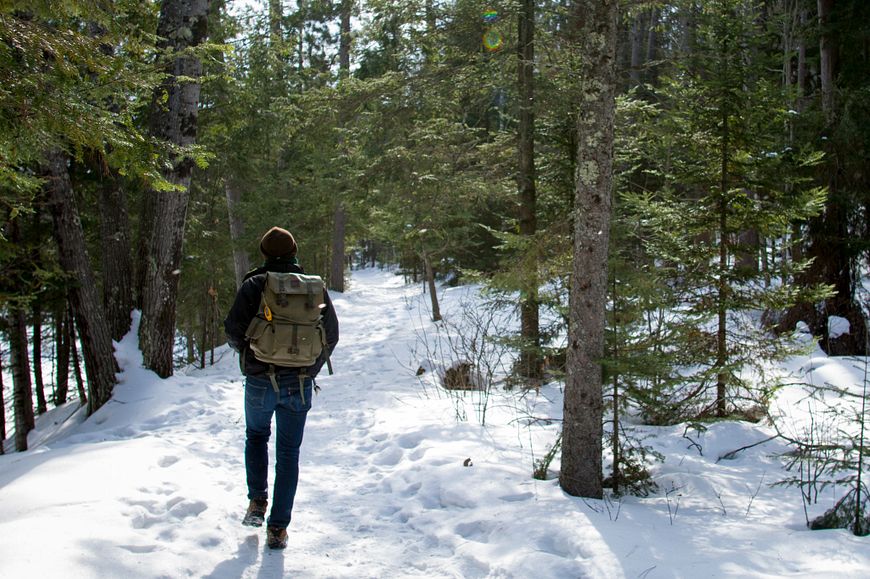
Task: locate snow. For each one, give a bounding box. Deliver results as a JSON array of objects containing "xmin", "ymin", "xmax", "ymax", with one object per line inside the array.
[
  {"xmin": 828, "ymin": 315, "xmax": 851, "ymax": 339},
  {"xmin": 2, "ymin": 267, "xmax": 869, "ymax": 578}
]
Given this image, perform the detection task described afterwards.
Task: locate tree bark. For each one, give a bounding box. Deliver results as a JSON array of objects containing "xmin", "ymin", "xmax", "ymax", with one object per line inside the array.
[
  {"xmin": 42, "ymin": 149, "xmax": 117, "ymax": 415},
  {"xmin": 517, "ymin": 0, "xmax": 540, "ymax": 380},
  {"xmin": 817, "ymin": 0, "xmax": 836, "ymax": 120},
  {"xmin": 269, "ymin": 0, "xmax": 282, "ymax": 47},
  {"xmin": 0, "ymin": 351, "xmax": 6, "ymax": 454},
  {"xmin": 88, "ymin": 21, "xmax": 134, "ymax": 341},
  {"xmin": 32, "ymin": 304, "xmax": 47, "ymax": 415},
  {"xmin": 629, "ymin": 12, "xmax": 644, "ymax": 88},
  {"xmin": 797, "ymin": 6, "xmax": 808, "ymax": 110},
  {"xmin": 68, "ymin": 306, "xmax": 88, "ymax": 405},
  {"xmin": 330, "ymin": 204, "xmax": 347, "ymax": 292},
  {"xmin": 98, "ymin": 169, "xmax": 134, "ymax": 341},
  {"xmin": 329, "ymin": 0, "xmax": 353, "ymax": 293},
  {"xmin": 645, "ymin": 8, "xmax": 659, "ymax": 87},
  {"xmin": 9, "ymin": 307, "xmax": 35, "ymax": 452},
  {"xmin": 560, "ymin": 0, "xmax": 618, "ymax": 500},
  {"xmin": 423, "ymin": 252, "xmax": 442, "ymax": 322},
  {"xmin": 55, "ymin": 306, "xmax": 70, "ymax": 406},
  {"xmin": 140, "ymin": 0, "xmax": 210, "ymax": 378},
  {"xmin": 224, "ymin": 179, "xmax": 250, "ymax": 290}
]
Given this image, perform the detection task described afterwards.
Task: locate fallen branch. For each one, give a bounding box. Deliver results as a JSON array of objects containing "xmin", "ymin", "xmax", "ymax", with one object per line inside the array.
[{"xmin": 717, "ymin": 434, "xmax": 781, "ymax": 463}]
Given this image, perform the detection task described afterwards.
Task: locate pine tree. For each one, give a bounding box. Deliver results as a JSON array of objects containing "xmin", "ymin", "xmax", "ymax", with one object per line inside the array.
[
  {"xmin": 139, "ymin": 0, "xmax": 210, "ymax": 378},
  {"xmin": 560, "ymin": 0, "xmax": 619, "ymax": 500},
  {"xmin": 614, "ymin": 0, "xmax": 827, "ymax": 421}
]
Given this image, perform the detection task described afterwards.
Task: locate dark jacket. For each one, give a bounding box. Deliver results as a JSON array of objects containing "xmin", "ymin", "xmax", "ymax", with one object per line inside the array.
[{"xmin": 224, "ymin": 257, "xmax": 339, "ymax": 378}]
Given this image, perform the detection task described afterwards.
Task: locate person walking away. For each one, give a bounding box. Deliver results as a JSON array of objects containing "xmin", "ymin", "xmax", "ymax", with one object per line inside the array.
[{"xmin": 224, "ymin": 226, "xmax": 339, "ymax": 549}]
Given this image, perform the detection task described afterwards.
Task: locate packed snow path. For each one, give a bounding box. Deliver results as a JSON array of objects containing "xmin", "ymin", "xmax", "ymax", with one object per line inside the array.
[{"xmin": 2, "ymin": 268, "xmax": 869, "ymax": 578}]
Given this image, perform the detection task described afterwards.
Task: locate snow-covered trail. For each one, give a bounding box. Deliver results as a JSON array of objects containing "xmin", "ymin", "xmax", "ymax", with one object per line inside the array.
[
  {"xmin": 221, "ymin": 270, "xmax": 619, "ymax": 578},
  {"xmin": 0, "ymin": 268, "xmax": 617, "ymax": 578}
]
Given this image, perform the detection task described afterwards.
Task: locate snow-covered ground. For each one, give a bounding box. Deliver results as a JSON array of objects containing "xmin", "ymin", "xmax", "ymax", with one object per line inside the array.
[{"xmin": 1, "ymin": 267, "xmax": 868, "ymax": 578}]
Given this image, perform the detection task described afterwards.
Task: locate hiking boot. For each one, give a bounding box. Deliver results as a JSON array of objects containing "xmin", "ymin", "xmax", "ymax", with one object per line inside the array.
[
  {"xmin": 267, "ymin": 526, "xmax": 288, "ymax": 550},
  {"xmin": 242, "ymin": 499, "xmax": 268, "ymax": 527}
]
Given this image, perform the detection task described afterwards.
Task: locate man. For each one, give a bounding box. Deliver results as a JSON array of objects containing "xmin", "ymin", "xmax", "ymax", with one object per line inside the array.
[{"xmin": 224, "ymin": 226, "xmax": 339, "ymax": 549}]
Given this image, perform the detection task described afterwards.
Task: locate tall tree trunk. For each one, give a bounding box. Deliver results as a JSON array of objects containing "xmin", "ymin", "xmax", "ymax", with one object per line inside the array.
[
  {"xmin": 717, "ymin": 199, "xmax": 729, "ymax": 417},
  {"xmin": 30, "ymin": 206, "xmax": 47, "ymax": 415},
  {"xmin": 88, "ymin": 21, "xmax": 134, "ymax": 341},
  {"xmin": 225, "ymin": 179, "xmax": 250, "ymax": 289},
  {"xmin": 10, "ymin": 307, "xmax": 35, "ymax": 452},
  {"xmin": 269, "ymin": 0, "xmax": 282, "ymax": 46},
  {"xmin": 329, "ymin": 0, "xmax": 352, "ymax": 293},
  {"xmin": 817, "ymin": 0, "xmax": 836, "ymax": 120},
  {"xmin": 629, "ymin": 12, "xmax": 644, "ymax": 88},
  {"xmin": 55, "ymin": 306, "xmax": 70, "ymax": 406},
  {"xmin": 560, "ymin": 0, "xmax": 618, "ymax": 500},
  {"xmin": 140, "ymin": 0, "xmax": 209, "ymax": 378},
  {"xmin": 135, "ymin": 191, "xmax": 155, "ymax": 310},
  {"xmin": 42, "ymin": 149, "xmax": 117, "ymax": 415},
  {"xmin": 0, "ymin": 351, "xmax": 6, "ymax": 454},
  {"xmin": 645, "ymin": 8, "xmax": 659, "ymax": 87},
  {"xmin": 68, "ymin": 306, "xmax": 88, "ymax": 405},
  {"xmin": 31, "ymin": 304, "xmax": 47, "ymax": 415},
  {"xmin": 330, "ymin": 205, "xmax": 347, "ymax": 291},
  {"xmin": 517, "ymin": 0, "xmax": 540, "ymax": 380},
  {"xmin": 98, "ymin": 169, "xmax": 134, "ymax": 341},
  {"xmin": 423, "ymin": 252, "xmax": 442, "ymax": 322},
  {"xmin": 715, "ymin": 17, "xmax": 734, "ymax": 418},
  {"xmin": 797, "ymin": 7, "xmax": 808, "ymax": 109}
]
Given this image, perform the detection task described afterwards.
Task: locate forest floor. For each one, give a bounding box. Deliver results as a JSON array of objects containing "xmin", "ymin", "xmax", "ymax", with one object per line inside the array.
[{"xmin": 1, "ymin": 267, "xmax": 868, "ymax": 578}]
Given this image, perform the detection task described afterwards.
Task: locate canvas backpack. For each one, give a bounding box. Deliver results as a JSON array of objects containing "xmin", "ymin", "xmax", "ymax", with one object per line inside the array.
[{"xmin": 244, "ymin": 271, "xmax": 328, "ymax": 369}]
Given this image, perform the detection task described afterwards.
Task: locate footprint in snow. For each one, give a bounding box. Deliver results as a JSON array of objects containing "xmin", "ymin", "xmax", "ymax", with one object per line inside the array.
[
  {"xmin": 372, "ymin": 447, "xmax": 403, "ymax": 466},
  {"xmin": 158, "ymin": 455, "xmax": 181, "ymax": 468},
  {"xmin": 396, "ymin": 432, "xmax": 426, "ymax": 449}
]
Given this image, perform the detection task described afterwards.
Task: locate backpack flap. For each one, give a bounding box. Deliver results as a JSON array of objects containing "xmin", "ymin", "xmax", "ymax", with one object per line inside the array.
[{"xmin": 263, "ymin": 273, "xmax": 325, "ymax": 324}]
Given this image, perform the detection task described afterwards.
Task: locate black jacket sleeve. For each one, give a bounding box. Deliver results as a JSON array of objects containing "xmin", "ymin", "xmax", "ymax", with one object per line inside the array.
[{"xmin": 223, "ymin": 276, "xmax": 263, "ymax": 353}]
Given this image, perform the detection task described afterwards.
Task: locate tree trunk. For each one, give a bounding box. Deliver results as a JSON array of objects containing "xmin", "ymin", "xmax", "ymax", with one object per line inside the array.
[
  {"xmin": 88, "ymin": 21, "xmax": 134, "ymax": 341},
  {"xmin": 32, "ymin": 304, "xmax": 47, "ymax": 415},
  {"xmin": 629, "ymin": 13, "xmax": 643, "ymax": 88},
  {"xmin": 423, "ymin": 252, "xmax": 442, "ymax": 322},
  {"xmin": 330, "ymin": 204, "xmax": 347, "ymax": 292},
  {"xmin": 517, "ymin": 0, "xmax": 540, "ymax": 380},
  {"xmin": 9, "ymin": 307, "xmax": 35, "ymax": 452},
  {"xmin": 0, "ymin": 351, "xmax": 6, "ymax": 454},
  {"xmin": 225, "ymin": 179, "xmax": 250, "ymax": 290},
  {"xmin": 68, "ymin": 308, "xmax": 88, "ymax": 405},
  {"xmin": 560, "ymin": 0, "xmax": 617, "ymax": 500},
  {"xmin": 42, "ymin": 149, "xmax": 117, "ymax": 415},
  {"xmin": 329, "ymin": 0, "xmax": 352, "ymax": 293},
  {"xmin": 98, "ymin": 169, "xmax": 134, "ymax": 341},
  {"xmin": 269, "ymin": 0, "xmax": 282, "ymax": 46},
  {"xmin": 818, "ymin": 0, "xmax": 836, "ymax": 120},
  {"xmin": 716, "ymin": 24, "xmax": 733, "ymax": 418},
  {"xmin": 645, "ymin": 8, "xmax": 659, "ymax": 87},
  {"xmin": 717, "ymin": 198, "xmax": 729, "ymax": 418},
  {"xmin": 797, "ymin": 7, "xmax": 808, "ymax": 109},
  {"xmin": 55, "ymin": 306, "xmax": 70, "ymax": 406},
  {"xmin": 140, "ymin": 0, "xmax": 209, "ymax": 378}
]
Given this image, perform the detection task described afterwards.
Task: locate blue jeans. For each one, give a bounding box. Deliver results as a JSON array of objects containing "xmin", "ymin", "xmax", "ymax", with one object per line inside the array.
[{"xmin": 244, "ymin": 373, "xmax": 313, "ymax": 529}]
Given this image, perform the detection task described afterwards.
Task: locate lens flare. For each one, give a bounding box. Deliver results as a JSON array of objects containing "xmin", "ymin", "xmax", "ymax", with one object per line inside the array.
[
  {"xmin": 483, "ymin": 9, "xmax": 499, "ymax": 23},
  {"xmin": 483, "ymin": 30, "xmax": 504, "ymax": 52}
]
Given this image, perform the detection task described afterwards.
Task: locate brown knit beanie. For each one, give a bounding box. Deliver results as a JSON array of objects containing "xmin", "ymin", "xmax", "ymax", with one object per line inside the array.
[{"xmin": 259, "ymin": 226, "xmax": 298, "ymax": 258}]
